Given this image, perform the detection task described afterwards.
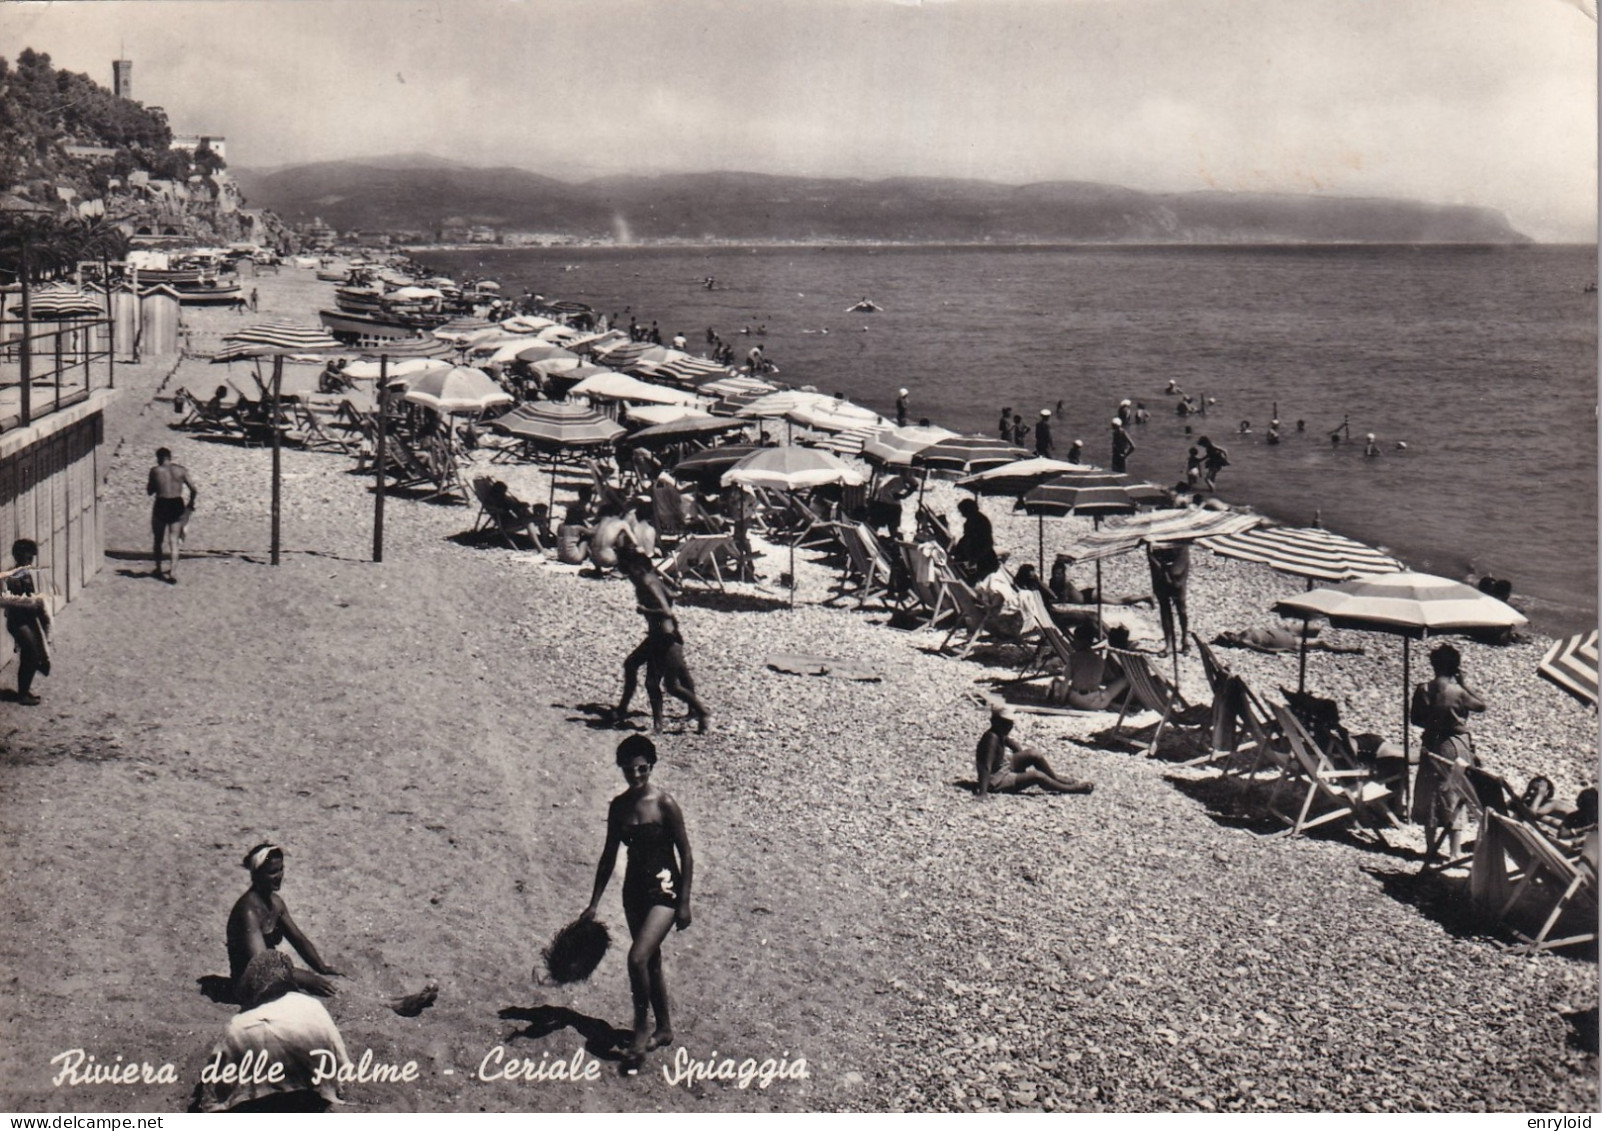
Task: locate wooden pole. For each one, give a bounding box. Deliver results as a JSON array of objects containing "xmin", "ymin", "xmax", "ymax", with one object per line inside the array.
[
  {"xmin": 270, "ymin": 353, "xmax": 283, "ymax": 565},
  {"xmin": 18, "ymin": 245, "xmax": 31, "ymax": 427},
  {"xmin": 373, "ymin": 355, "xmax": 388, "ymax": 562}
]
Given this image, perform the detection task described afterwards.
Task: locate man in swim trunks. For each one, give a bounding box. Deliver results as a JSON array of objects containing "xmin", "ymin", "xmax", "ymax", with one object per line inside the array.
[
  {"xmin": 974, "ymin": 707, "xmax": 1093, "ymax": 798},
  {"xmin": 148, "ymin": 447, "xmax": 198, "ymax": 582}
]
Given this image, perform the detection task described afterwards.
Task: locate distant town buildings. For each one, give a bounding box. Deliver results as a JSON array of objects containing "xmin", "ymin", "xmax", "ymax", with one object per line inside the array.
[{"xmin": 170, "ymin": 135, "xmax": 227, "ymax": 162}]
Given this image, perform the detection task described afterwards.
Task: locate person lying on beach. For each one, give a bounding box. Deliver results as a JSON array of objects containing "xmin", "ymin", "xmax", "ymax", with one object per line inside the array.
[
  {"xmin": 1212, "ymin": 622, "xmax": 1365, "ymax": 655},
  {"xmin": 974, "ymin": 706, "xmax": 1094, "ymax": 798},
  {"xmin": 226, "ymin": 844, "xmax": 342, "ymax": 1002}
]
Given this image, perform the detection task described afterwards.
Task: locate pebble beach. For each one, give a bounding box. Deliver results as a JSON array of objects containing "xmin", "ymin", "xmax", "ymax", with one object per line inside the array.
[{"xmin": 0, "ymin": 264, "xmax": 1594, "ymax": 1113}]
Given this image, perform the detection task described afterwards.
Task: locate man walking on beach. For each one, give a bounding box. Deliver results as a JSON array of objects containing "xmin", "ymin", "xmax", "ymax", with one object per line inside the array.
[{"xmin": 148, "ymin": 447, "xmax": 198, "ymax": 582}]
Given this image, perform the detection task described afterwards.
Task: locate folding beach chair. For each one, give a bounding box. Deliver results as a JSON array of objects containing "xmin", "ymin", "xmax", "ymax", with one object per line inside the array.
[
  {"xmin": 294, "ymin": 399, "xmax": 359, "ymax": 454},
  {"xmin": 471, "ymin": 477, "xmax": 544, "ymax": 550},
  {"xmin": 1262, "ymin": 702, "xmax": 1401, "ymax": 841},
  {"xmin": 1102, "ymin": 650, "xmax": 1205, "ymax": 757},
  {"xmin": 1483, "ymin": 813, "xmax": 1598, "ymax": 954},
  {"xmin": 662, "ymin": 533, "xmax": 746, "ymax": 589},
  {"xmin": 832, "ymin": 523, "xmax": 908, "ymax": 611},
  {"xmin": 916, "ymin": 503, "xmax": 955, "ymax": 550}
]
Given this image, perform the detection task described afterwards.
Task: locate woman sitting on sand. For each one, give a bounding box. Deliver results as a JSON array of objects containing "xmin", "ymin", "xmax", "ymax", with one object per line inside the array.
[
  {"xmin": 226, "ymin": 844, "xmax": 342, "ymax": 1002},
  {"xmin": 581, "ymin": 735, "xmax": 693, "ymax": 1074},
  {"xmin": 1064, "ymin": 622, "xmax": 1129, "ymax": 712},
  {"xmin": 974, "ymin": 706, "xmax": 1094, "ymax": 797}
]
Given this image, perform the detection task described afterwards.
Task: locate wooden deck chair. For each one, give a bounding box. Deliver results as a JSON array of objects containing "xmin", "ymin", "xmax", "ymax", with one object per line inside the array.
[
  {"xmin": 470, "ymin": 477, "xmax": 544, "ymax": 549},
  {"xmin": 916, "ymin": 503, "xmax": 954, "ymax": 550},
  {"xmin": 172, "ymin": 388, "xmax": 244, "ymax": 437},
  {"xmin": 1103, "ymin": 650, "xmax": 1199, "ymax": 756},
  {"xmin": 1192, "ymin": 633, "xmax": 1232, "ymax": 700},
  {"xmin": 584, "ymin": 458, "xmax": 631, "ymax": 514},
  {"xmin": 662, "ymin": 533, "xmax": 741, "ymax": 589},
  {"xmin": 1484, "ymin": 813, "xmax": 1599, "ymax": 954},
  {"xmin": 294, "ymin": 401, "xmax": 358, "ymax": 454},
  {"xmin": 937, "ymin": 578, "xmax": 992, "ymax": 658},
  {"xmin": 833, "ymin": 523, "xmax": 910, "ymax": 610},
  {"xmin": 1263, "ymin": 703, "xmax": 1401, "ymax": 840}
]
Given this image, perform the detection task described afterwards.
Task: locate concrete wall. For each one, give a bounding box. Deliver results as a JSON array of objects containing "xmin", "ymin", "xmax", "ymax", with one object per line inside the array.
[{"xmin": 0, "ymin": 392, "xmax": 113, "ymax": 614}]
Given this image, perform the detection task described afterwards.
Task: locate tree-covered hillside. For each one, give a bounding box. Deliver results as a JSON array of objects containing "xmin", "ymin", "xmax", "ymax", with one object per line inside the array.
[{"xmin": 0, "ymin": 48, "xmax": 193, "ymax": 199}]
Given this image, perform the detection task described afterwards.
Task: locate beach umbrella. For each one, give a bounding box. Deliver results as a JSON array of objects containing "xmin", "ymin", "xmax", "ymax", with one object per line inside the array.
[
  {"xmin": 536, "ymin": 324, "xmax": 585, "ymax": 345},
  {"xmin": 481, "ymin": 337, "xmax": 553, "ymax": 364},
  {"xmin": 399, "ymin": 365, "xmax": 513, "ymax": 415},
  {"xmin": 803, "ymin": 424, "xmax": 883, "ymax": 457},
  {"xmin": 8, "ymin": 287, "xmax": 101, "ymax": 319},
  {"xmin": 341, "ymin": 356, "xmax": 450, "ymax": 380},
  {"xmin": 628, "ymin": 414, "xmax": 748, "ymax": 444},
  {"xmin": 1537, "ymin": 630, "xmax": 1598, "ymax": 707},
  {"xmin": 1017, "ymin": 470, "xmax": 1145, "ymax": 622},
  {"xmin": 787, "ymin": 398, "xmax": 891, "ymax": 435},
  {"xmin": 222, "ymin": 320, "xmax": 341, "ymax": 355},
  {"xmin": 670, "ymin": 444, "xmax": 760, "ymax": 479},
  {"xmin": 432, "ymin": 315, "xmax": 496, "ymax": 342},
  {"xmin": 957, "ymin": 457, "xmax": 1096, "ymax": 496},
  {"xmin": 499, "ymin": 314, "xmax": 557, "ymax": 333},
  {"xmin": 1274, "ymin": 571, "xmax": 1529, "ymax": 762},
  {"xmin": 1057, "ymin": 508, "xmax": 1262, "ymax": 565},
  {"xmin": 862, "ymin": 423, "xmax": 957, "ymax": 468},
  {"xmin": 736, "ymin": 389, "xmax": 832, "ymax": 420},
  {"xmin": 516, "ymin": 344, "xmax": 582, "ymax": 364},
  {"xmin": 570, "ymin": 371, "xmax": 702, "ymax": 406},
  {"xmin": 1202, "ymin": 523, "xmax": 1407, "ymax": 688},
  {"xmin": 624, "ymin": 404, "xmax": 713, "ymax": 427},
  {"xmin": 492, "ymin": 401, "xmax": 626, "ymax": 448},
  {"xmin": 654, "ymin": 356, "xmax": 731, "ymax": 386},
  {"xmin": 1202, "ymin": 525, "xmax": 1405, "ymax": 583},
  {"xmin": 911, "ymin": 435, "xmax": 1031, "ymax": 476},
  {"xmin": 568, "ymin": 329, "xmax": 630, "ymax": 355},
  {"xmin": 722, "ymin": 446, "xmax": 867, "ymax": 604},
  {"xmin": 695, "ymin": 372, "xmax": 775, "ymax": 395}
]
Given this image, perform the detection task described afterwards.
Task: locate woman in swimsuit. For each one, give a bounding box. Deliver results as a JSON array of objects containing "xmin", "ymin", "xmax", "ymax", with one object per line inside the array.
[
  {"xmin": 1065, "ymin": 622, "xmax": 1129, "ymax": 711},
  {"xmin": 226, "ymin": 844, "xmax": 342, "ymax": 1002},
  {"xmin": 582, "ymin": 736, "xmax": 693, "ymax": 1073}
]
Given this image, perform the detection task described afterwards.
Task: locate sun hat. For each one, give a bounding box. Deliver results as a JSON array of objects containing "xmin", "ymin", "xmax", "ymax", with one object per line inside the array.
[{"xmin": 1040, "ymin": 409, "xmax": 1051, "ymax": 417}]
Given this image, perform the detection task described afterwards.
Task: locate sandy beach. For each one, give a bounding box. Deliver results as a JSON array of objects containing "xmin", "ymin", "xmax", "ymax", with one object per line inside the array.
[{"xmin": 0, "ymin": 265, "xmax": 1594, "ymax": 1114}]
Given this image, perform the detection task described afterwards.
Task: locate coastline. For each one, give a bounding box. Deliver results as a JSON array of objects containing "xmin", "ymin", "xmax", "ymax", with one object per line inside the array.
[{"xmin": 0, "ymin": 265, "xmax": 1593, "ymax": 1114}]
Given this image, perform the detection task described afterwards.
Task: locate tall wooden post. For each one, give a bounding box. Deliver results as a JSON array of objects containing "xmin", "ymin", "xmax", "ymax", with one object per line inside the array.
[
  {"xmin": 18, "ymin": 250, "xmax": 31, "ymax": 427},
  {"xmin": 373, "ymin": 355, "xmax": 388, "ymax": 562},
  {"xmin": 270, "ymin": 353, "xmax": 283, "ymax": 565}
]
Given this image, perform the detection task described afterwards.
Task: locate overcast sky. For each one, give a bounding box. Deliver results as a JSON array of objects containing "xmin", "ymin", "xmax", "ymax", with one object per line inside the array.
[{"xmin": 12, "ymin": 0, "xmax": 1597, "ymax": 240}]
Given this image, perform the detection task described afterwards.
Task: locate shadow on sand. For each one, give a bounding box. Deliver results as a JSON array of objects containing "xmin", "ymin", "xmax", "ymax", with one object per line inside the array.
[{"xmin": 497, "ymin": 1004, "xmax": 630, "ymax": 1062}]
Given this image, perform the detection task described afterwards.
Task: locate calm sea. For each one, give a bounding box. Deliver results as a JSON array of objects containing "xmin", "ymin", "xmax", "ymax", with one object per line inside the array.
[{"xmin": 420, "ymin": 243, "xmax": 1599, "ymax": 635}]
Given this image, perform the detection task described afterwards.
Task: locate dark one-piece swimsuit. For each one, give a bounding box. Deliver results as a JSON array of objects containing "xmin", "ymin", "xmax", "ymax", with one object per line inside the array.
[{"xmin": 620, "ymin": 821, "xmax": 681, "ymax": 920}]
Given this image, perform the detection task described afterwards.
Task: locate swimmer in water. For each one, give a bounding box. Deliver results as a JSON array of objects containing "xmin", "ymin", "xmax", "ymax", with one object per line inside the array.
[
  {"xmin": 1364, "ymin": 433, "xmax": 1381, "ymax": 458},
  {"xmin": 1266, "ymin": 419, "xmax": 1281, "ymax": 445},
  {"xmin": 1165, "ymin": 379, "xmax": 1183, "ymax": 396},
  {"xmin": 1238, "ymin": 420, "xmax": 1252, "ymax": 435}
]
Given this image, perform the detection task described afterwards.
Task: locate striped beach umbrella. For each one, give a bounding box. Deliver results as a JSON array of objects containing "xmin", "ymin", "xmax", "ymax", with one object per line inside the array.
[
  {"xmin": 1537, "ymin": 631, "xmax": 1598, "ymax": 707},
  {"xmin": 570, "ymin": 371, "xmax": 701, "ymax": 406},
  {"xmin": 671, "ymin": 444, "xmax": 760, "ymax": 479},
  {"xmin": 655, "ymin": 356, "xmax": 731, "ymax": 387},
  {"xmin": 723, "ymin": 446, "xmax": 867, "ymax": 604},
  {"xmin": 9, "ymin": 287, "xmax": 102, "ymax": 319},
  {"xmin": 492, "ymin": 401, "xmax": 625, "ymax": 448},
  {"xmin": 736, "ymin": 389, "xmax": 832, "ymax": 420},
  {"xmin": 1202, "ymin": 524, "xmax": 1404, "ymax": 582},
  {"xmin": 623, "ymin": 404, "xmax": 714, "ymax": 428},
  {"xmin": 862, "ymin": 424, "xmax": 956, "ymax": 467},
  {"xmin": 786, "ymin": 398, "xmax": 890, "ymax": 435},
  {"xmin": 629, "ymin": 415, "xmax": 747, "ymax": 446},
  {"xmin": 1056, "ymin": 507, "xmax": 1262, "ymax": 564},
  {"xmin": 1017, "ymin": 471, "xmax": 1143, "ymax": 519},
  {"xmin": 221, "ymin": 320, "xmax": 341, "ymax": 355},
  {"xmin": 911, "ymin": 435, "xmax": 1031, "ymax": 476}
]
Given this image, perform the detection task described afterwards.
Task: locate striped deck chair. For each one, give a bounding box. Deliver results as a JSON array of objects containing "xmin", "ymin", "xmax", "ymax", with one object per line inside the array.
[
  {"xmin": 294, "ymin": 400, "xmax": 358, "ymax": 454},
  {"xmin": 662, "ymin": 533, "xmax": 743, "ymax": 590},
  {"xmin": 1263, "ymin": 703, "xmax": 1400, "ymax": 841},
  {"xmin": 916, "ymin": 503, "xmax": 954, "ymax": 550},
  {"xmin": 1481, "ymin": 813, "xmax": 1599, "ymax": 954},
  {"xmin": 937, "ymin": 578, "xmax": 992, "ymax": 658}
]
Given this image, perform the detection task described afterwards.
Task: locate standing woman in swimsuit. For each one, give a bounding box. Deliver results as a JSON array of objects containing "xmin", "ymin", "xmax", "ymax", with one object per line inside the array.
[{"xmin": 581, "ymin": 736, "xmax": 693, "ymax": 1072}]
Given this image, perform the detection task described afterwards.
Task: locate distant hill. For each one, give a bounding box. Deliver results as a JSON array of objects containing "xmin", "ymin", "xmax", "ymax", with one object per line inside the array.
[{"xmin": 231, "ymin": 158, "xmax": 1529, "ymax": 244}]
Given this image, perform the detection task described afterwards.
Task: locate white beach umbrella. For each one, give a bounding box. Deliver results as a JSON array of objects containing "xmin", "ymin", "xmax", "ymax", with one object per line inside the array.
[{"xmin": 400, "ymin": 365, "xmax": 514, "ymax": 415}]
